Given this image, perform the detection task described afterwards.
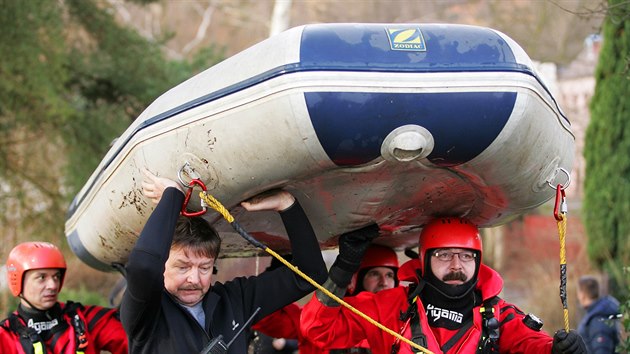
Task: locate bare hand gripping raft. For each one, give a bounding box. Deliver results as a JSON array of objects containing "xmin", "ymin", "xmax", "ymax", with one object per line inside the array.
[{"xmin": 65, "ymin": 23, "xmax": 574, "ymax": 271}]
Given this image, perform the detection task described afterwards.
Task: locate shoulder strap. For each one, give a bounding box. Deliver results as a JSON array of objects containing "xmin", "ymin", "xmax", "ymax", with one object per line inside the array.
[
  {"xmin": 477, "ymin": 296, "xmax": 500, "ymax": 354},
  {"xmin": 438, "ymin": 292, "xmax": 489, "ymax": 353},
  {"xmin": 63, "ymin": 302, "xmax": 89, "ymax": 353},
  {"xmin": 441, "ymin": 319, "xmax": 474, "ymax": 353},
  {"xmin": 0, "ymin": 317, "xmax": 10, "ymax": 331},
  {"xmin": 63, "ymin": 301, "xmax": 83, "ymax": 314},
  {"xmin": 5, "ymin": 314, "xmax": 47, "ymax": 354},
  {"xmin": 407, "ymin": 282, "xmax": 427, "ymax": 353},
  {"xmin": 409, "ymin": 306, "xmax": 427, "ymax": 353},
  {"xmin": 390, "ymin": 283, "xmax": 426, "ymax": 354}
]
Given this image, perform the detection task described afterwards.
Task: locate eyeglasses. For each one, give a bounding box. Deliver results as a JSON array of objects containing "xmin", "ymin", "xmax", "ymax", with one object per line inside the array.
[{"xmin": 432, "ymin": 250, "xmax": 476, "ymax": 262}]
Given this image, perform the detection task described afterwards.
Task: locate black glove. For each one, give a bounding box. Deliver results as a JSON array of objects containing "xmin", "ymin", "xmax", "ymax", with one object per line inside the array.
[
  {"xmin": 328, "ymin": 223, "xmax": 380, "ymax": 287},
  {"xmin": 552, "ymin": 330, "xmax": 587, "ymax": 354}
]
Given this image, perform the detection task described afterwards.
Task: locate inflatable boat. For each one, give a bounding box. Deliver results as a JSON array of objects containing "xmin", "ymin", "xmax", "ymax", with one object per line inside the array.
[{"xmin": 65, "ymin": 23, "xmax": 574, "ymax": 271}]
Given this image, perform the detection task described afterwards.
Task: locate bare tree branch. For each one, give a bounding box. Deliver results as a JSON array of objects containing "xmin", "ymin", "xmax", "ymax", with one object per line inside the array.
[
  {"xmin": 270, "ymin": 0, "xmax": 292, "ymax": 37},
  {"xmin": 548, "ymin": 0, "xmax": 630, "ymax": 24},
  {"xmin": 182, "ymin": 1, "xmax": 218, "ymax": 55}
]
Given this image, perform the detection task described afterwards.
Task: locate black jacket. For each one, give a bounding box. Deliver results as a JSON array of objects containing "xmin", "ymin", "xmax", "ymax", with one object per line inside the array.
[{"xmin": 120, "ymin": 188, "xmax": 327, "ymax": 354}]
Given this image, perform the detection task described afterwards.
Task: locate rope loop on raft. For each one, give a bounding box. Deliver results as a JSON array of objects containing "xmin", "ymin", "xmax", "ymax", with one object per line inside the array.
[{"xmin": 552, "ymin": 178, "xmax": 570, "ymax": 332}]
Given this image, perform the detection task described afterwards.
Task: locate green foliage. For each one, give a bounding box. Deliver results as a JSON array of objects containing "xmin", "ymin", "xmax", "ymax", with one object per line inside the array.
[
  {"xmin": 0, "ymin": 0, "xmax": 70, "ymax": 129},
  {"xmin": 0, "ymin": 0, "xmax": 72, "ymax": 245},
  {"xmin": 0, "ymin": 291, "xmax": 20, "ymax": 318},
  {"xmin": 619, "ymin": 298, "xmax": 629, "ymax": 352},
  {"xmin": 584, "ymin": 0, "xmax": 630, "ymax": 278},
  {"xmin": 598, "ymin": 264, "xmax": 630, "ymax": 354},
  {"xmin": 59, "ymin": 285, "xmax": 109, "ymax": 308},
  {"xmin": 584, "ymin": 5, "xmax": 630, "ymax": 344},
  {"xmin": 0, "ymin": 0, "xmax": 224, "ymax": 246},
  {"xmin": 61, "ymin": 0, "xmax": 222, "ymax": 191}
]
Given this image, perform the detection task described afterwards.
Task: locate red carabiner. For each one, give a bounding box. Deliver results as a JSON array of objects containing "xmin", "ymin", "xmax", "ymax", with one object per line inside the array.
[
  {"xmin": 553, "ymin": 184, "xmax": 567, "ymax": 221},
  {"xmin": 181, "ymin": 179, "xmax": 207, "ymax": 217}
]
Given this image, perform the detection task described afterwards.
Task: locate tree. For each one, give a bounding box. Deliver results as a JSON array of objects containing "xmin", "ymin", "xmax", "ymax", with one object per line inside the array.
[
  {"xmin": 61, "ymin": 0, "xmax": 220, "ymax": 189},
  {"xmin": 0, "ymin": 0, "xmax": 223, "ymax": 311},
  {"xmin": 0, "ymin": 0, "xmax": 222, "ymax": 251},
  {"xmin": 0, "ymin": 0, "xmax": 71, "ymax": 251},
  {"xmin": 583, "ymin": 0, "xmax": 630, "ymax": 297}
]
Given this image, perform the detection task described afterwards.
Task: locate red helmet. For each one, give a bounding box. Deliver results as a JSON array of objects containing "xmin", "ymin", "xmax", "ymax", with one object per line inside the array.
[
  {"xmin": 418, "ymin": 217, "xmax": 481, "ymax": 276},
  {"xmin": 348, "ymin": 245, "xmax": 399, "ymax": 294},
  {"xmin": 359, "ymin": 245, "xmax": 399, "ymax": 271},
  {"xmin": 6, "ymin": 242, "xmax": 67, "ymax": 296}
]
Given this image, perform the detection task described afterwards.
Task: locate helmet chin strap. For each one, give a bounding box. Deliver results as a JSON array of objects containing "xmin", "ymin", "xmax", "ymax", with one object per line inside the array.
[{"xmin": 18, "ymin": 294, "xmax": 51, "ymax": 316}]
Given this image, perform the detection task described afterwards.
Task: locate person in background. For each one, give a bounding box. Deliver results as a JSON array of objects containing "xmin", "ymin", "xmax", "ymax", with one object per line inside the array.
[
  {"xmin": 301, "ymin": 217, "xmax": 588, "ymax": 354},
  {"xmin": 0, "ymin": 242, "xmax": 128, "ymax": 354},
  {"xmin": 120, "ymin": 169, "xmax": 327, "ymax": 354},
  {"xmin": 576, "ymin": 275, "xmax": 621, "ymax": 354},
  {"xmin": 249, "ymin": 255, "xmax": 300, "ymax": 354},
  {"xmin": 253, "ymin": 242, "xmax": 400, "ymax": 354},
  {"xmin": 347, "ymin": 244, "xmax": 399, "ymax": 296},
  {"xmin": 328, "ymin": 244, "xmax": 400, "ymax": 354}
]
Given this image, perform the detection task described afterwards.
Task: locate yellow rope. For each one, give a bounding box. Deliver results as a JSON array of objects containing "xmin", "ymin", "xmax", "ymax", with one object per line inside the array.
[
  {"xmin": 199, "ymin": 192, "xmax": 434, "ymax": 354},
  {"xmin": 557, "ymin": 214, "xmax": 570, "ymax": 332},
  {"xmin": 200, "ymin": 193, "xmax": 234, "ymax": 223}
]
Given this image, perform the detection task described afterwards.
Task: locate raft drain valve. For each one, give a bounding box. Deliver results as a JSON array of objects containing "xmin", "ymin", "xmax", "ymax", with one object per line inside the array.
[{"xmin": 381, "ymin": 125, "xmax": 434, "ymax": 162}]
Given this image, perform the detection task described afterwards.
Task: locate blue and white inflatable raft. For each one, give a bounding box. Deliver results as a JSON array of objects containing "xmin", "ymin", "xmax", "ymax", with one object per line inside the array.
[{"xmin": 65, "ymin": 23, "xmax": 574, "ymax": 271}]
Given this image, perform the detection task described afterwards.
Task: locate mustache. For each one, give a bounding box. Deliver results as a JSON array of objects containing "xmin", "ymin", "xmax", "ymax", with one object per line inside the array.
[
  {"xmin": 179, "ymin": 286, "xmax": 202, "ymax": 291},
  {"xmin": 442, "ymin": 271, "xmax": 467, "ymax": 282}
]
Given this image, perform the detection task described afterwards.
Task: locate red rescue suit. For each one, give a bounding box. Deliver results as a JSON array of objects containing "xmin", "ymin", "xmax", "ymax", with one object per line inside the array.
[
  {"xmin": 0, "ymin": 302, "xmax": 127, "ymax": 354},
  {"xmin": 254, "ymin": 302, "xmax": 327, "ymax": 354},
  {"xmin": 302, "ymin": 261, "xmax": 554, "ymax": 353}
]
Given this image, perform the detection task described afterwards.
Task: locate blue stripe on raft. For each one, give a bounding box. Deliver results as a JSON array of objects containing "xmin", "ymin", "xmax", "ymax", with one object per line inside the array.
[
  {"xmin": 306, "ymin": 92, "xmax": 517, "ymax": 166},
  {"xmin": 68, "ymin": 230, "xmax": 112, "ymax": 271},
  {"xmin": 300, "ymin": 24, "xmax": 520, "ymax": 72}
]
